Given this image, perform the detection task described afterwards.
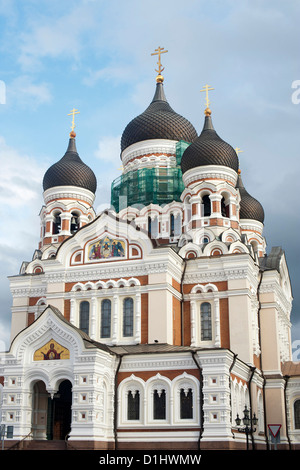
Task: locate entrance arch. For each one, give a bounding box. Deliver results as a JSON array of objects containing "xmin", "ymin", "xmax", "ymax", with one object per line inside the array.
[{"xmin": 32, "ymin": 379, "xmax": 72, "ymax": 440}]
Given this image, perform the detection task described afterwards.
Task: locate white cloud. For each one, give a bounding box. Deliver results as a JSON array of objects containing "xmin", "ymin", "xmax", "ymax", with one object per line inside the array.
[
  {"xmin": 8, "ymin": 75, "xmax": 52, "ymax": 107},
  {"xmin": 18, "ymin": 3, "xmax": 98, "ymax": 70},
  {"xmin": 94, "ymin": 135, "xmax": 121, "ymax": 168},
  {"xmin": 0, "ymin": 136, "xmax": 44, "ymax": 210}
]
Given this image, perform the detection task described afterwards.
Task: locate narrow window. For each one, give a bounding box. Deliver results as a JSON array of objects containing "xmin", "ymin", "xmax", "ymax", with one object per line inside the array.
[
  {"xmin": 128, "ymin": 390, "xmax": 140, "ymax": 420},
  {"xmin": 101, "ymin": 299, "xmax": 111, "ymax": 338},
  {"xmin": 170, "ymin": 214, "xmax": 175, "ymax": 237},
  {"xmin": 148, "ymin": 216, "xmax": 152, "ymax": 237},
  {"xmin": 221, "ymin": 197, "xmax": 229, "ymax": 217},
  {"xmin": 294, "ymin": 400, "xmax": 300, "ymax": 429},
  {"xmin": 202, "ymin": 195, "xmax": 211, "ymax": 217},
  {"xmin": 123, "ymin": 297, "xmax": 134, "ymax": 337},
  {"xmin": 153, "ymin": 389, "xmax": 166, "ymax": 420},
  {"xmin": 200, "ymin": 302, "xmax": 212, "ymax": 341},
  {"xmin": 79, "ymin": 301, "xmax": 90, "ymax": 335},
  {"xmin": 180, "ymin": 388, "xmax": 193, "ymax": 419},
  {"xmin": 71, "ymin": 212, "xmax": 79, "ymax": 234},
  {"xmin": 53, "ymin": 213, "xmax": 61, "ymax": 234}
]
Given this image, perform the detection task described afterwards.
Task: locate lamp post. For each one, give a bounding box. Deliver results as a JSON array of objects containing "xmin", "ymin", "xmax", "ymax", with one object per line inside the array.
[{"xmin": 235, "ymin": 405, "xmax": 258, "ymax": 450}]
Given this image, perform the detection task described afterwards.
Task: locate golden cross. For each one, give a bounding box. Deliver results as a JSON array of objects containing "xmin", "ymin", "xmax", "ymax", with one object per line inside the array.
[
  {"xmin": 200, "ymin": 84, "xmax": 214, "ymax": 108},
  {"xmin": 68, "ymin": 108, "xmax": 80, "ymax": 132},
  {"xmin": 235, "ymin": 147, "xmax": 244, "ymax": 156},
  {"xmin": 151, "ymin": 46, "xmax": 168, "ymax": 75}
]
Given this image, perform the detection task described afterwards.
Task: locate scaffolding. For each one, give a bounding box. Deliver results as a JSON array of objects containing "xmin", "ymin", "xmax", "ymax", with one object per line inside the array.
[{"xmin": 111, "ymin": 141, "xmax": 190, "ymax": 212}]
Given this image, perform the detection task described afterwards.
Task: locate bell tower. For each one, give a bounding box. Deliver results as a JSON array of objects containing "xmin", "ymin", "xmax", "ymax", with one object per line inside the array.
[
  {"xmin": 39, "ymin": 110, "xmax": 97, "ymax": 254},
  {"xmin": 180, "ymin": 87, "xmax": 240, "ymax": 243}
]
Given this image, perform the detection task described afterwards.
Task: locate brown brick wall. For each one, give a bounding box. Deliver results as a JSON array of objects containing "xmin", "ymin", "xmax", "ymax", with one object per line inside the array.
[
  {"xmin": 117, "ymin": 368, "xmax": 200, "ymax": 386},
  {"xmin": 64, "ymin": 299, "xmax": 71, "ymax": 321},
  {"xmin": 28, "ymin": 312, "xmax": 35, "ymax": 326},
  {"xmin": 220, "ymin": 298, "xmax": 230, "ymax": 349},
  {"xmin": 141, "ymin": 293, "xmax": 148, "ymax": 344},
  {"xmin": 65, "ymin": 275, "xmax": 149, "ymax": 292},
  {"xmin": 183, "ymin": 301, "xmax": 191, "ymax": 346},
  {"xmin": 172, "ymin": 296, "xmax": 181, "ymax": 346}
]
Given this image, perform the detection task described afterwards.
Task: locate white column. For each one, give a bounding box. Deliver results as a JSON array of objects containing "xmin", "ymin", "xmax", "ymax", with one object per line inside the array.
[
  {"xmin": 135, "ymin": 293, "xmax": 141, "ymax": 344},
  {"xmin": 70, "ymin": 298, "xmax": 76, "ymax": 325},
  {"xmin": 90, "ymin": 297, "xmax": 97, "ymax": 340},
  {"xmin": 214, "ymin": 298, "xmax": 221, "ymax": 347},
  {"xmin": 112, "ymin": 295, "xmax": 119, "ymax": 345},
  {"xmin": 190, "ymin": 300, "xmax": 197, "ymax": 346}
]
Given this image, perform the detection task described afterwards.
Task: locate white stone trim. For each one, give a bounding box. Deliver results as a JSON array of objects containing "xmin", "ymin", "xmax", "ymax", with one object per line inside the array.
[
  {"xmin": 43, "ymin": 185, "xmax": 95, "ymax": 206},
  {"xmin": 121, "ymin": 139, "xmax": 177, "ymax": 166},
  {"xmin": 182, "ymin": 165, "xmax": 238, "ymax": 188}
]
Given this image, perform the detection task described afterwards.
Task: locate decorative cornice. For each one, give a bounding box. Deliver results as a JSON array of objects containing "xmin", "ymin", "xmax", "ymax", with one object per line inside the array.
[
  {"xmin": 182, "ymin": 165, "xmax": 238, "ymax": 188},
  {"xmin": 121, "ymin": 139, "xmax": 177, "ymax": 166},
  {"xmin": 43, "ymin": 185, "xmax": 95, "ymax": 206}
]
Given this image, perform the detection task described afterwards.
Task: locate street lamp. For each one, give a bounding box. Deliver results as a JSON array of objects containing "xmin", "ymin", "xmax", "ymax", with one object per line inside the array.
[{"xmin": 235, "ymin": 405, "xmax": 258, "ymax": 450}]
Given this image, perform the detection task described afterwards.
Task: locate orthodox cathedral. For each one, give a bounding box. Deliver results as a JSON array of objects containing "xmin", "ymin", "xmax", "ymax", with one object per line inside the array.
[{"xmin": 0, "ymin": 49, "xmax": 299, "ymax": 451}]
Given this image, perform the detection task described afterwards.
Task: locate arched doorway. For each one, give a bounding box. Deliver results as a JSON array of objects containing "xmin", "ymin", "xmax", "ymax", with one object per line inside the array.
[
  {"xmin": 32, "ymin": 379, "xmax": 72, "ymax": 440},
  {"xmin": 47, "ymin": 380, "xmax": 72, "ymax": 440}
]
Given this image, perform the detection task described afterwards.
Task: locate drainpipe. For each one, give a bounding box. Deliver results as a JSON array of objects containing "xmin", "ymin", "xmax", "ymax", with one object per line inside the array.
[
  {"xmin": 248, "ymin": 366, "xmax": 256, "ymax": 450},
  {"xmin": 180, "ymin": 258, "xmax": 187, "ymax": 346},
  {"xmin": 256, "ymin": 268, "xmax": 269, "ymax": 449},
  {"xmin": 229, "ymin": 353, "xmax": 238, "ymax": 439},
  {"xmin": 284, "ymin": 375, "xmax": 292, "ymax": 450},
  {"xmin": 191, "ymin": 351, "xmax": 203, "ymax": 451},
  {"xmin": 114, "ymin": 354, "xmax": 123, "ymax": 451}
]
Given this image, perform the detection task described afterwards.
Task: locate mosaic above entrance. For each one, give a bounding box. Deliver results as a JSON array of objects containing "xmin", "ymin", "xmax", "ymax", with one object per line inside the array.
[
  {"xmin": 33, "ymin": 339, "xmax": 70, "ymax": 361},
  {"xmin": 88, "ymin": 236, "xmax": 126, "ymax": 261}
]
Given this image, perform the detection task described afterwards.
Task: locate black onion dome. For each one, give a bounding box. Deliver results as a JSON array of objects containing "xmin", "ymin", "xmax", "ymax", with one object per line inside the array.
[
  {"xmin": 181, "ymin": 112, "xmax": 239, "ymax": 174},
  {"xmin": 236, "ymin": 172, "xmax": 265, "ymax": 223},
  {"xmin": 43, "ymin": 136, "xmax": 97, "ymax": 194},
  {"xmin": 120, "ymin": 81, "xmax": 198, "ymax": 153}
]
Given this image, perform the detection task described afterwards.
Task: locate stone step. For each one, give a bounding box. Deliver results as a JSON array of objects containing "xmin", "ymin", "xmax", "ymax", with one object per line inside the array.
[{"xmin": 24, "ymin": 439, "xmax": 67, "ymax": 450}]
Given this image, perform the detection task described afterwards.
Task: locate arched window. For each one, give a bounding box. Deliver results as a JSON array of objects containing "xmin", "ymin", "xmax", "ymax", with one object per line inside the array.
[
  {"xmin": 128, "ymin": 390, "xmax": 140, "ymax": 420},
  {"xmin": 180, "ymin": 388, "xmax": 193, "ymax": 419},
  {"xmin": 153, "ymin": 389, "xmax": 166, "ymax": 420},
  {"xmin": 101, "ymin": 299, "xmax": 111, "ymax": 338},
  {"xmin": 200, "ymin": 302, "xmax": 212, "ymax": 341},
  {"xmin": 53, "ymin": 212, "xmax": 61, "ymax": 235},
  {"xmin": 294, "ymin": 400, "xmax": 300, "ymax": 429},
  {"xmin": 202, "ymin": 195, "xmax": 211, "ymax": 217},
  {"xmin": 123, "ymin": 297, "xmax": 134, "ymax": 337},
  {"xmin": 79, "ymin": 301, "xmax": 90, "ymax": 335}
]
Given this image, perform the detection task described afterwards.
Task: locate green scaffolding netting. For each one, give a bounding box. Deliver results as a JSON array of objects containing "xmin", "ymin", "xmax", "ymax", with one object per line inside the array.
[{"xmin": 110, "ymin": 141, "xmax": 191, "ymax": 212}]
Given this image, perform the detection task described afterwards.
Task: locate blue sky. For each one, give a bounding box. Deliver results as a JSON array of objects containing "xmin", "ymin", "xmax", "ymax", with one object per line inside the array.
[{"xmin": 0, "ymin": 0, "xmax": 299, "ymax": 355}]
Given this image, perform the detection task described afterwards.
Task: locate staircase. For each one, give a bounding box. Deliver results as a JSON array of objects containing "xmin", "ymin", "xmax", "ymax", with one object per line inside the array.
[{"xmin": 23, "ymin": 439, "xmax": 68, "ymax": 450}]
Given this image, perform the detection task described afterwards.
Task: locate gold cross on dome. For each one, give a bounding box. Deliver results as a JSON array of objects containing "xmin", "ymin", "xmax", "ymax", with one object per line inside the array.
[
  {"xmin": 200, "ymin": 84, "xmax": 214, "ymax": 108},
  {"xmin": 68, "ymin": 108, "xmax": 80, "ymax": 132},
  {"xmin": 151, "ymin": 46, "xmax": 168, "ymax": 75},
  {"xmin": 235, "ymin": 147, "xmax": 244, "ymax": 156}
]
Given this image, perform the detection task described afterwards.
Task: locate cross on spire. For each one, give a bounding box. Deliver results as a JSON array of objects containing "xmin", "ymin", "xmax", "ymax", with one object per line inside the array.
[
  {"xmin": 235, "ymin": 147, "xmax": 244, "ymax": 156},
  {"xmin": 68, "ymin": 108, "xmax": 80, "ymax": 134},
  {"xmin": 151, "ymin": 46, "xmax": 168, "ymax": 81},
  {"xmin": 200, "ymin": 84, "xmax": 214, "ymax": 110}
]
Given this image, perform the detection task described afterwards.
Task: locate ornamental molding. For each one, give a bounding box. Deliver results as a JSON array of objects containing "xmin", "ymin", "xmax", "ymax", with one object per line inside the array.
[
  {"xmin": 259, "ymin": 281, "xmax": 292, "ymax": 313},
  {"xmin": 17, "ymin": 314, "xmax": 79, "ymax": 360},
  {"xmin": 10, "ymin": 286, "xmax": 47, "ymax": 298},
  {"xmin": 121, "ymin": 139, "xmax": 177, "ymax": 166},
  {"xmin": 120, "ymin": 356, "xmax": 196, "ymax": 372},
  {"xmin": 44, "ymin": 259, "xmax": 182, "ymax": 284},
  {"xmin": 123, "ymin": 154, "xmax": 177, "ymax": 173},
  {"xmin": 184, "ymin": 267, "xmax": 256, "ymax": 284},
  {"xmin": 43, "ymin": 185, "xmax": 95, "ymax": 206},
  {"xmin": 182, "ymin": 165, "xmax": 238, "ymax": 188}
]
